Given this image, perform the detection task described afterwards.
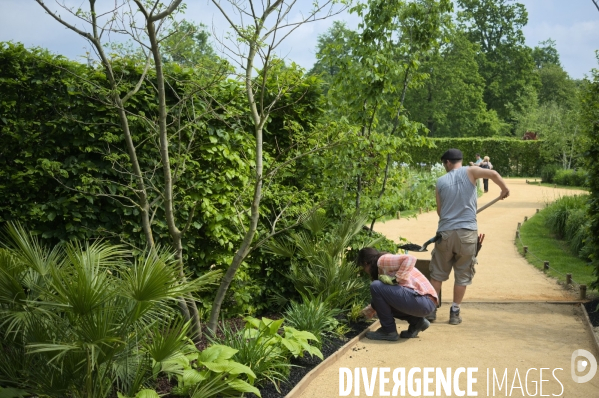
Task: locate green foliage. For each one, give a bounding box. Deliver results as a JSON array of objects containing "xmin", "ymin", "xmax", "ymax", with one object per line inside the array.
[
  {"xmin": 517, "ymin": 207, "xmax": 595, "ymax": 288},
  {"xmin": 212, "ymin": 322, "xmax": 291, "ymax": 391},
  {"xmin": 407, "ymin": 137, "xmax": 542, "ymax": 176},
  {"xmin": 532, "ymin": 39, "xmax": 561, "ymax": 69},
  {"xmin": 581, "ymin": 54, "xmax": 599, "ymax": 287},
  {"xmin": 158, "ymin": 343, "xmax": 260, "ymax": 398},
  {"xmin": 0, "ymin": 223, "xmax": 220, "ymax": 398},
  {"xmin": 544, "ymin": 194, "xmax": 591, "ymax": 259},
  {"xmin": 404, "ymin": 28, "xmax": 507, "ymax": 137},
  {"xmin": 552, "ymin": 169, "xmax": 588, "ymax": 187},
  {"xmin": 457, "ymin": 0, "xmax": 538, "ymax": 124},
  {"xmin": 265, "ymin": 214, "xmax": 377, "ymax": 310},
  {"xmin": 312, "ymin": 0, "xmax": 452, "ymax": 220},
  {"xmin": 162, "ymin": 20, "xmax": 217, "ymax": 65},
  {"xmin": 513, "ymin": 100, "xmax": 584, "ymax": 169},
  {"xmin": 0, "ymin": 42, "xmax": 330, "ymax": 316},
  {"xmin": 242, "ymin": 317, "xmax": 323, "ymax": 360},
  {"xmin": 540, "ymin": 164, "xmax": 561, "ymax": 183},
  {"xmin": 284, "ymin": 295, "xmax": 342, "ymax": 344}
]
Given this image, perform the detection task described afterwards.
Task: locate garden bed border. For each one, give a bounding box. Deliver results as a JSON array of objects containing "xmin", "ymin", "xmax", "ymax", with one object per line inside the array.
[
  {"xmin": 581, "ymin": 303, "xmax": 599, "ymax": 356},
  {"xmin": 285, "ymin": 320, "xmax": 379, "ymax": 398}
]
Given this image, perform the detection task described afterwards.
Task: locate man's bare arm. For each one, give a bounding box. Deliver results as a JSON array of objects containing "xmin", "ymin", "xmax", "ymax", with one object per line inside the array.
[
  {"xmin": 436, "ymin": 187, "xmax": 441, "ymax": 216},
  {"xmin": 467, "ymin": 167, "xmax": 510, "ymax": 199}
]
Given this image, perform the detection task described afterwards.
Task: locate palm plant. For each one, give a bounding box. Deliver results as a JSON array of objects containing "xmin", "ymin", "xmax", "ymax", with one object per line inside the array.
[
  {"xmin": 0, "ymin": 223, "xmax": 220, "ymax": 398},
  {"xmin": 265, "ymin": 213, "xmax": 380, "ymax": 311}
]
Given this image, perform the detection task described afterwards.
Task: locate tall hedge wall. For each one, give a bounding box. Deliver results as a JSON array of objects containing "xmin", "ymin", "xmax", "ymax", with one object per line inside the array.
[
  {"xmin": 582, "ymin": 65, "xmax": 599, "ymax": 288},
  {"xmin": 408, "ymin": 137, "xmax": 543, "ymax": 176}
]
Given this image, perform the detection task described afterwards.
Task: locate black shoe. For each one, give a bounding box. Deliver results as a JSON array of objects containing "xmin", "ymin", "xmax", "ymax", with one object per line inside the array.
[
  {"xmin": 449, "ymin": 308, "xmax": 462, "ymax": 325},
  {"xmin": 425, "ymin": 308, "xmax": 437, "ymax": 323},
  {"xmin": 399, "ymin": 318, "xmax": 430, "ymax": 338},
  {"xmin": 366, "ymin": 328, "xmax": 400, "ymax": 341}
]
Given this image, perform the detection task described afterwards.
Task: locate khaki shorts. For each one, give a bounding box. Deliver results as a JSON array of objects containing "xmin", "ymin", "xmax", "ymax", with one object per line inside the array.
[{"xmin": 429, "ymin": 229, "xmax": 477, "ymax": 286}]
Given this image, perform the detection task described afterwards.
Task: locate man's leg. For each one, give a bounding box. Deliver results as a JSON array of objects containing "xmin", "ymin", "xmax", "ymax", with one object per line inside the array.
[
  {"xmin": 428, "ymin": 232, "xmax": 454, "ymax": 322},
  {"xmin": 449, "ymin": 230, "xmax": 478, "ymax": 325},
  {"xmin": 453, "ymin": 284, "xmax": 466, "ymax": 305}
]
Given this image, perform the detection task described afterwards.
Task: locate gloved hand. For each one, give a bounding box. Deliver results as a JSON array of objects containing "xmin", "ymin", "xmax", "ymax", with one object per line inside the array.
[{"xmin": 379, "ymin": 274, "xmax": 396, "ymax": 285}]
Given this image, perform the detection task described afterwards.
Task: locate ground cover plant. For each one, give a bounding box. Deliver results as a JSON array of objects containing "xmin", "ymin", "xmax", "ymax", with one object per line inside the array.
[{"xmin": 516, "ymin": 195, "xmax": 596, "ymax": 289}]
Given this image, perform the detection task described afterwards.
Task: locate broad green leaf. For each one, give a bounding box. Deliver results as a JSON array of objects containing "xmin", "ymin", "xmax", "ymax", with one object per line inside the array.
[{"xmin": 135, "ymin": 390, "xmax": 160, "ymax": 398}]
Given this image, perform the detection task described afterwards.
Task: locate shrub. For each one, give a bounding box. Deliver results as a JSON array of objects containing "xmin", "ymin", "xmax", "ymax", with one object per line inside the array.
[
  {"xmin": 212, "ymin": 316, "xmax": 322, "ymax": 392},
  {"xmin": 284, "ymin": 295, "xmax": 342, "ymax": 345},
  {"xmin": 214, "ymin": 322, "xmax": 291, "ymax": 391},
  {"xmin": 541, "ymin": 164, "xmax": 561, "ymax": 183},
  {"xmin": 553, "ymin": 169, "xmax": 588, "ymax": 187},
  {"xmin": 265, "ymin": 214, "xmax": 376, "ymax": 311},
  {"xmin": 0, "ymin": 223, "xmax": 220, "ymax": 398},
  {"xmin": 162, "ymin": 343, "xmax": 261, "ymax": 398},
  {"xmin": 545, "ymin": 194, "xmax": 591, "ymax": 259}
]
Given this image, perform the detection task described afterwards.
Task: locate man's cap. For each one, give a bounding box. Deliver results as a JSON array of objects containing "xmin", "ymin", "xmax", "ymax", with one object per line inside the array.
[{"xmin": 441, "ymin": 148, "xmax": 463, "ymax": 161}]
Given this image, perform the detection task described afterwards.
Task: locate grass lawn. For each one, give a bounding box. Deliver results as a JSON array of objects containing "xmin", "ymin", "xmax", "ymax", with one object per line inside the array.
[
  {"xmin": 504, "ymin": 177, "xmax": 588, "ymax": 191},
  {"xmin": 516, "ymin": 209, "xmax": 597, "ymax": 292}
]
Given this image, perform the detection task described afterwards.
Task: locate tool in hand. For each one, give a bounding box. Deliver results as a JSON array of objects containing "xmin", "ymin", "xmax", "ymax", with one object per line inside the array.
[{"xmin": 397, "ymin": 195, "xmax": 501, "ymax": 252}]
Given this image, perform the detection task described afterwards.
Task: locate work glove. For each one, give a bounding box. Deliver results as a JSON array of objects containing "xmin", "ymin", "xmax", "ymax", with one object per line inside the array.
[{"xmin": 379, "ymin": 274, "xmax": 396, "ymax": 285}]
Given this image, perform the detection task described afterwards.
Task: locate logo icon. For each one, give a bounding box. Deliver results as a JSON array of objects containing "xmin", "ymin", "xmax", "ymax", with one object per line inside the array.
[{"xmin": 571, "ymin": 349, "xmax": 597, "ymax": 383}]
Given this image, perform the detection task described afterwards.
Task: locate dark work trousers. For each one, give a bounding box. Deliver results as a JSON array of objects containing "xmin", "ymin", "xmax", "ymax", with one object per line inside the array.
[
  {"xmin": 370, "ymin": 280, "xmax": 436, "ymax": 333},
  {"xmin": 483, "ymin": 178, "xmax": 489, "ymax": 192}
]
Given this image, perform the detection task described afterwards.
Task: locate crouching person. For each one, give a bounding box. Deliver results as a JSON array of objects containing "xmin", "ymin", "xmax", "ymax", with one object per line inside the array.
[{"xmin": 357, "ymin": 248, "xmax": 438, "ymax": 341}]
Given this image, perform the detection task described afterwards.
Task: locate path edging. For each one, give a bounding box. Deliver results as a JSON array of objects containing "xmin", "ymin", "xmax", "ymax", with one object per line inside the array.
[
  {"xmin": 285, "ymin": 321, "xmax": 380, "ymax": 398},
  {"xmin": 581, "ymin": 303, "xmax": 599, "ymax": 356}
]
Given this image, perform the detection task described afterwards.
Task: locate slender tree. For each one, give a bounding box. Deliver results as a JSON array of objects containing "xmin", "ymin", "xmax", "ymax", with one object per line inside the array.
[
  {"xmin": 35, "ymin": 0, "xmax": 207, "ymax": 339},
  {"xmin": 206, "ymin": 0, "xmax": 345, "ymax": 332}
]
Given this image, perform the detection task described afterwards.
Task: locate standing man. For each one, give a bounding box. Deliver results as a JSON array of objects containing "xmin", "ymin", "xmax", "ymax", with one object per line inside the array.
[
  {"xmin": 469, "ymin": 153, "xmax": 482, "ymax": 167},
  {"xmin": 428, "ymin": 149, "xmax": 509, "ymax": 325}
]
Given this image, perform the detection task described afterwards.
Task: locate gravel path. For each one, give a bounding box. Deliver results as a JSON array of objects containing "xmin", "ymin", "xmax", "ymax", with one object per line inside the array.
[{"xmin": 296, "ymin": 179, "xmax": 599, "ymax": 397}]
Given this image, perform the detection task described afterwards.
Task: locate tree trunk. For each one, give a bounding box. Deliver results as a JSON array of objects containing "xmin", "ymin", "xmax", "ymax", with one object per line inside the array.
[
  {"xmin": 147, "ymin": 17, "xmax": 203, "ymax": 340},
  {"xmin": 208, "ymin": 37, "xmax": 264, "ymax": 333}
]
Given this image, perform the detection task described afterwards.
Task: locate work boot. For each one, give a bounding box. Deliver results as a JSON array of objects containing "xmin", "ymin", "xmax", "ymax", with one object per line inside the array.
[
  {"xmin": 425, "ymin": 308, "xmax": 437, "ymax": 322},
  {"xmin": 365, "ymin": 328, "xmax": 400, "ymax": 341},
  {"xmin": 399, "ymin": 317, "xmax": 430, "ymax": 338},
  {"xmin": 449, "ymin": 307, "xmax": 462, "ymax": 325}
]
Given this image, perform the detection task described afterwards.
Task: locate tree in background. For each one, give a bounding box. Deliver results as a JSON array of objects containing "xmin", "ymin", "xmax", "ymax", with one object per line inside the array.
[
  {"xmin": 403, "ymin": 28, "xmax": 506, "ymax": 136},
  {"xmin": 457, "ymin": 0, "xmax": 537, "ymax": 128},
  {"xmin": 162, "ymin": 20, "xmax": 217, "ymax": 66},
  {"xmin": 532, "ymin": 39, "xmax": 578, "ymax": 108},
  {"xmin": 513, "ymin": 39, "xmax": 582, "ymax": 168},
  {"xmin": 313, "ymin": 0, "xmax": 451, "ymax": 228}
]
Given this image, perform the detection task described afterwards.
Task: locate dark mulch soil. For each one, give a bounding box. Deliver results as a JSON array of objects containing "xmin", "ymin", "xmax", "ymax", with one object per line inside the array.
[
  {"xmin": 583, "ymin": 298, "xmax": 599, "ymax": 327},
  {"xmin": 249, "ymin": 320, "xmax": 371, "ymax": 398}
]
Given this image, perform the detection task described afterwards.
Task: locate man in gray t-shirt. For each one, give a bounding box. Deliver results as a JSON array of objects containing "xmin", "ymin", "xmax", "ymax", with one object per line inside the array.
[{"xmin": 427, "ymin": 148, "xmax": 509, "ymax": 325}]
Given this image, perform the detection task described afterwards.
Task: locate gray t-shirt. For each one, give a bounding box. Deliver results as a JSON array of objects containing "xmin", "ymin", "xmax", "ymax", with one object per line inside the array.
[{"xmin": 436, "ymin": 166, "xmax": 477, "ymax": 232}]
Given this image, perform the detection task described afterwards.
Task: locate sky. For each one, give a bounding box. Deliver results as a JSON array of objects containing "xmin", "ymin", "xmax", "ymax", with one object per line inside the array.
[{"xmin": 0, "ymin": 0, "xmax": 598, "ymax": 79}]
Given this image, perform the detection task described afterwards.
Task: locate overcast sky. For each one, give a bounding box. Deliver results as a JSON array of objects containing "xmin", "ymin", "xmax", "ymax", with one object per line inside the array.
[{"xmin": 1, "ymin": 0, "xmax": 598, "ymax": 79}]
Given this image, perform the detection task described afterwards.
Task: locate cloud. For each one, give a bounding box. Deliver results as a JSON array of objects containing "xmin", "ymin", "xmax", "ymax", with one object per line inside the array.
[{"xmin": 524, "ymin": 20, "xmax": 599, "ymax": 79}]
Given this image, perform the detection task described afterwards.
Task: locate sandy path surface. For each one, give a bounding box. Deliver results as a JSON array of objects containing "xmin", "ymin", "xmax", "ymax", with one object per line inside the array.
[
  {"xmin": 296, "ymin": 179, "xmax": 598, "ymax": 397},
  {"xmin": 373, "ymin": 179, "xmax": 584, "ymax": 302}
]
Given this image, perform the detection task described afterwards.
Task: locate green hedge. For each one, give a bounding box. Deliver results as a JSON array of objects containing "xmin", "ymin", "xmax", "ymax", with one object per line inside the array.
[
  {"xmin": 582, "ymin": 62, "xmax": 599, "ymax": 288},
  {"xmin": 408, "ymin": 137, "xmax": 543, "ymax": 176}
]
